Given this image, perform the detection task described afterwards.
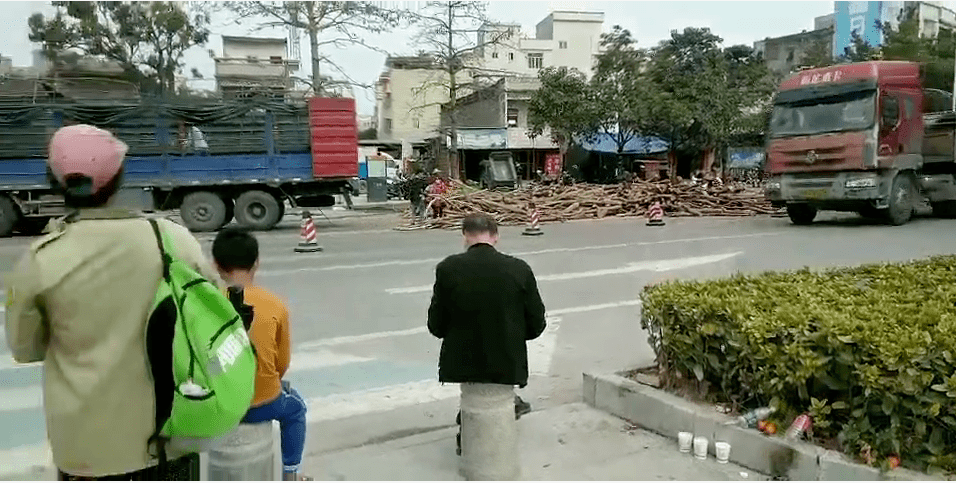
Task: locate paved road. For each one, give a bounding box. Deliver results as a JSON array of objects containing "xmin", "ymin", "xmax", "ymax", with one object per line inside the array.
[{"xmin": 0, "ymin": 209, "xmax": 955, "ymax": 476}]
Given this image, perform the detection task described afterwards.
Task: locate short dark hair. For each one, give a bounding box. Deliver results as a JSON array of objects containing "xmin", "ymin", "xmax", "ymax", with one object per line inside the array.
[
  {"xmin": 212, "ymin": 227, "xmax": 259, "ymax": 272},
  {"xmin": 462, "ymin": 213, "xmax": 498, "ymax": 236}
]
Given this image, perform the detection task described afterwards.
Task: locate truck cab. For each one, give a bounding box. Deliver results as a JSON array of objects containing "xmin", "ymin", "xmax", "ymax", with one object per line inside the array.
[{"xmin": 764, "ymin": 61, "xmax": 954, "ymax": 225}]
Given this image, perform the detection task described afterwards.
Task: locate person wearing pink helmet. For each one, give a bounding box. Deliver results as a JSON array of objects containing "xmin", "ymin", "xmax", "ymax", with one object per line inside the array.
[{"xmin": 4, "ymin": 124, "xmax": 220, "ymax": 480}]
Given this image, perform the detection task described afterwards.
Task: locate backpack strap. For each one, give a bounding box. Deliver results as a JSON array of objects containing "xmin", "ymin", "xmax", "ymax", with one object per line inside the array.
[
  {"xmin": 148, "ymin": 218, "xmax": 171, "ymax": 282},
  {"xmin": 146, "ymin": 218, "xmax": 171, "ymax": 475}
]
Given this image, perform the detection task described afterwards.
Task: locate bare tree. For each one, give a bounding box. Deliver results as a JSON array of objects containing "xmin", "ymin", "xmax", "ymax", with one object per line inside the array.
[
  {"xmin": 409, "ymin": 1, "xmax": 514, "ymax": 178},
  {"xmin": 223, "ymin": 1, "xmax": 404, "ymax": 94}
]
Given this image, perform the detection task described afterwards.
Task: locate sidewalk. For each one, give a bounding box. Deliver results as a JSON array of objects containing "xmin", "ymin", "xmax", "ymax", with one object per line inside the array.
[{"xmin": 300, "ymin": 403, "xmax": 768, "ymax": 481}]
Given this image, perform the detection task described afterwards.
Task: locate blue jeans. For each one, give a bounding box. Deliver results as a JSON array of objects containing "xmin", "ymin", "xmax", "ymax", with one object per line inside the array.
[{"xmin": 242, "ymin": 382, "xmax": 307, "ymax": 474}]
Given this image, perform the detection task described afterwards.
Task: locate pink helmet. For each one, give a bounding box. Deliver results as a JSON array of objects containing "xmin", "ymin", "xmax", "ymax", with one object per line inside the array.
[{"xmin": 48, "ymin": 124, "xmax": 128, "ymax": 194}]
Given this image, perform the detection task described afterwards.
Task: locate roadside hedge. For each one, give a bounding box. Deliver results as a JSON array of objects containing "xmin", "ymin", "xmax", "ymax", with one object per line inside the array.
[{"xmin": 640, "ymin": 255, "xmax": 956, "ymax": 472}]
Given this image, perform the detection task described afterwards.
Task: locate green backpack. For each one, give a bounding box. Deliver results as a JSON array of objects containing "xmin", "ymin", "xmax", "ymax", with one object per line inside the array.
[{"xmin": 144, "ymin": 218, "xmax": 257, "ymax": 464}]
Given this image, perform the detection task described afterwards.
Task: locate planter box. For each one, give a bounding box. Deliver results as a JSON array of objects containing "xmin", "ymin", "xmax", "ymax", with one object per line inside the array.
[{"xmin": 583, "ymin": 372, "xmax": 944, "ymax": 481}]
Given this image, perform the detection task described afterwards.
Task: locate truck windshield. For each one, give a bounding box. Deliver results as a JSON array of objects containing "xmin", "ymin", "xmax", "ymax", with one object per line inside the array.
[
  {"xmin": 491, "ymin": 161, "xmax": 515, "ymax": 181},
  {"xmin": 769, "ymin": 90, "xmax": 875, "ymax": 138}
]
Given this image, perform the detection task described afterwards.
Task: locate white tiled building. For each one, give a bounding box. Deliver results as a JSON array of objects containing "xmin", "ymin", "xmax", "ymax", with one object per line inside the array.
[
  {"xmin": 214, "ymin": 36, "xmax": 300, "ymax": 99},
  {"xmin": 374, "ymin": 10, "xmax": 605, "ymax": 144}
]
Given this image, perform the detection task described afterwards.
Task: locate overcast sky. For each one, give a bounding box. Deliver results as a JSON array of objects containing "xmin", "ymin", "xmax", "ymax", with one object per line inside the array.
[{"xmin": 2, "ymin": 1, "xmax": 846, "ymax": 115}]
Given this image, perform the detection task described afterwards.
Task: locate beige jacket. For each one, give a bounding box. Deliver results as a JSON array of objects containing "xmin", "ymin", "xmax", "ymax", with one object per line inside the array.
[{"xmin": 4, "ymin": 208, "xmax": 220, "ymax": 477}]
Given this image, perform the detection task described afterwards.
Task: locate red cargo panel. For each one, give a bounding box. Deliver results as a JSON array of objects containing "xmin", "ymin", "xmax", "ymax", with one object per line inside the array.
[{"xmin": 309, "ymin": 97, "xmax": 359, "ymax": 178}]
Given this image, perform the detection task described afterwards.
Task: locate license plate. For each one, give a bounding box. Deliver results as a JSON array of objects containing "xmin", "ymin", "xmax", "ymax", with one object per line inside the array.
[{"xmin": 802, "ymin": 189, "xmax": 828, "ymax": 199}]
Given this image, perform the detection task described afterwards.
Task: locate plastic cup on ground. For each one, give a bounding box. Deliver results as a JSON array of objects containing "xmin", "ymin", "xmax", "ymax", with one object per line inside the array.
[
  {"xmin": 678, "ymin": 432, "xmax": 693, "ymax": 453},
  {"xmin": 715, "ymin": 441, "xmax": 731, "ymax": 464},
  {"xmin": 693, "ymin": 436, "xmax": 708, "ymax": 460}
]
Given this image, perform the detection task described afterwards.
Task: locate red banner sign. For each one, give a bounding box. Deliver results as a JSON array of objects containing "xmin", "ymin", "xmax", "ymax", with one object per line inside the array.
[{"xmin": 545, "ymin": 153, "xmax": 562, "ymax": 177}]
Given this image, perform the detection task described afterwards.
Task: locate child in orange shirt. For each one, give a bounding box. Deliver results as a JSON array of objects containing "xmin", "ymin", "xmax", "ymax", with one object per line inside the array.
[{"xmin": 212, "ymin": 228, "xmax": 310, "ymax": 481}]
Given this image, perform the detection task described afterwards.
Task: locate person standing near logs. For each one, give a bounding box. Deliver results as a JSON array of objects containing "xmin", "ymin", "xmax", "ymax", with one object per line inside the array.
[
  {"xmin": 427, "ymin": 169, "xmax": 449, "ymax": 218},
  {"xmin": 426, "ymin": 213, "xmax": 547, "ymax": 480}
]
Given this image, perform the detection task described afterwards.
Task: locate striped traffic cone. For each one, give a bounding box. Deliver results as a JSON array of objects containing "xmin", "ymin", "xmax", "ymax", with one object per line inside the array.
[
  {"xmin": 522, "ymin": 204, "xmax": 543, "ymax": 236},
  {"xmin": 646, "ymin": 201, "xmax": 665, "ymax": 227},
  {"xmin": 294, "ymin": 210, "xmax": 323, "ymax": 253}
]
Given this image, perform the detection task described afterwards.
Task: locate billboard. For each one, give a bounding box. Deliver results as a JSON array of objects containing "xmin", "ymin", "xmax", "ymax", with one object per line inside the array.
[{"xmin": 833, "ymin": 1, "xmax": 886, "ymax": 59}]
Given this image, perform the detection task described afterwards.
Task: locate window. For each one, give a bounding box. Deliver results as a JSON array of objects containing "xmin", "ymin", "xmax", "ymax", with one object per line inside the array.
[
  {"xmin": 413, "ymin": 118, "xmax": 420, "ymax": 129},
  {"xmin": 507, "ymin": 108, "xmax": 519, "ymax": 127},
  {"xmin": 528, "ymin": 53, "xmax": 543, "ymax": 69},
  {"xmin": 881, "ymin": 96, "xmax": 900, "ymax": 129},
  {"xmin": 559, "ymin": 41, "xmax": 568, "ymax": 49},
  {"xmin": 384, "ymin": 118, "xmax": 393, "ymax": 134},
  {"xmin": 508, "ymin": 52, "xmax": 514, "ymax": 61},
  {"xmin": 269, "ymin": 56, "xmax": 283, "ymax": 64},
  {"xmin": 492, "ymin": 52, "xmax": 499, "ymax": 59}
]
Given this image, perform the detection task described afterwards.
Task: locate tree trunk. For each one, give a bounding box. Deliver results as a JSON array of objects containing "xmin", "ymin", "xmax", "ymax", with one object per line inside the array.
[
  {"xmin": 446, "ymin": 2, "xmax": 459, "ymax": 179},
  {"xmin": 307, "ymin": 2, "xmax": 322, "ymax": 95}
]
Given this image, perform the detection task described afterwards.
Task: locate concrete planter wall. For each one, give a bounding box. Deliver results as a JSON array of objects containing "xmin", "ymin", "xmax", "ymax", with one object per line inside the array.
[{"xmin": 583, "ymin": 372, "xmax": 943, "ymax": 481}]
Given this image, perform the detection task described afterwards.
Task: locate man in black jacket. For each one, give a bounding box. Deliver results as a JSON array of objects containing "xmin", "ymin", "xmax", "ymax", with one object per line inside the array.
[{"xmin": 427, "ymin": 213, "xmax": 547, "ymax": 457}]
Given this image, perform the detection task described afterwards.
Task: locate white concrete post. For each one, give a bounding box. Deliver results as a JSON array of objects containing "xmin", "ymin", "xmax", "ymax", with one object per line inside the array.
[{"xmin": 459, "ymin": 383, "xmax": 520, "ymax": 481}]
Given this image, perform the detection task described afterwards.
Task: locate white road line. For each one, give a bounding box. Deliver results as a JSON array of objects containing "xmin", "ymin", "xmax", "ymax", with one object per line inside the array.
[
  {"xmin": 296, "ymin": 299, "xmax": 642, "ymax": 351},
  {"xmin": 257, "ymin": 232, "xmax": 778, "ymax": 276},
  {"xmin": 0, "ymin": 442, "xmax": 52, "ymax": 480},
  {"xmin": 385, "ymin": 251, "xmax": 744, "ymax": 295},
  {"xmin": 304, "ymin": 318, "xmax": 562, "ymax": 423}
]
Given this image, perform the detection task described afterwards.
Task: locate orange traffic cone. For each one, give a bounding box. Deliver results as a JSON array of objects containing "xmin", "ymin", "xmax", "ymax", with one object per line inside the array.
[
  {"xmin": 522, "ymin": 203, "xmax": 543, "ymax": 236},
  {"xmin": 294, "ymin": 210, "xmax": 323, "ymax": 253},
  {"xmin": 646, "ymin": 201, "xmax": 665, "ymax": 227}
]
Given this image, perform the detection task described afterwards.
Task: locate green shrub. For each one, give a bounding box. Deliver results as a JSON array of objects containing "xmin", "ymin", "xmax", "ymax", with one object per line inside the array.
[{"xmin": 640, "ymin": 255, "xmax": 956, "ymax": 472}]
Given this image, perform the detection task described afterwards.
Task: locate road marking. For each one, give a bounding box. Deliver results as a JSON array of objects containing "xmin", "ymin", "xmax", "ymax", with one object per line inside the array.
[
  {"xmin": 305, "ymin": 318, "xmax": 562, "ymax": 423},
  {"xmin": 257, "ymin": 232, "xmax": 778, "ymax": 276},
  {"xmin": 295, "ymin": 298, "xmax": 643, "ymax": 351},
  {"xmin": 0, "ymin": 385, "xmax": 42, "ymax": 413},
  {"xmin": 385, "ymin": 251, "xmax": 744, "ymax": 295},
  {"xmin": 0, "ymin": 442, "xmax": 52, "ymax": 480}
]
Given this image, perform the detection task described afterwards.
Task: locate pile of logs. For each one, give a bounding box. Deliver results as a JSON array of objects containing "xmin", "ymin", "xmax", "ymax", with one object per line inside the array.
[{"xmin": 395, "ymin": 179, "xmax": 776, "ymax": 230}]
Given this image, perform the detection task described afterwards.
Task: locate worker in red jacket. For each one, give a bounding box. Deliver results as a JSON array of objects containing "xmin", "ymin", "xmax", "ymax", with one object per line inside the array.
[{"xmin": 427, "ymin": 169, "xmax": 449, "ymax": 218}]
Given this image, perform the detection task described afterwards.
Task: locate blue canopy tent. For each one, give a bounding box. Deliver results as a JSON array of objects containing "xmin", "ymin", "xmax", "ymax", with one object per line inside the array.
[{"xmin": 569, "ymin": 133, "xmax": 670, "ymax": 182}]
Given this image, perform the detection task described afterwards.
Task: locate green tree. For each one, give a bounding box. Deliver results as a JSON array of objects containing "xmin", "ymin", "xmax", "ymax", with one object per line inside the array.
[
  {"xmin": 840, "ymin": 30, "xmax": 879, "ymax": 62},
  {"xmin": 29, "ymin": 1, "xmax": 209, "ymax": 96},
  {"xmin": 589, "ymin": 26, "xmax": 663, "ymax": 156},
  {"xmin": 800, "ymin": 35, "xmax": 835, "ymax": 70},
  {"xmin": 224, "ymin": 2, "xmax": 403, "ymax": 95},
  {"xmin": 528, "ymin": 66, "xmax": 596, "ymax": 158}
]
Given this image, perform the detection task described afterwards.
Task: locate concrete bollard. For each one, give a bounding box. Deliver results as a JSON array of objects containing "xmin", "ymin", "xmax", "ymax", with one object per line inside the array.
[
  {"xmin": 459, "ymin": 383, "xmax": 520, "ymax": 481},
  {"xmin": 207, "ymin": 422, "xmax": 278, "ymax": 481}
]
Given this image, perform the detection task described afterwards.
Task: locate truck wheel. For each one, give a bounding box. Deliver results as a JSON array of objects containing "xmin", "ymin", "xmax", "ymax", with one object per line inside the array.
[
  {"xmin": 786, "ymin": 204, "xmax": 817, "ymax": 225},
  {"xmin": 932, "ymin": 200, "xmax": 956, "ymax": 219},
  {"xmin": 0, "ymin": 195, "xmax": 21, "ymax": 237},
  {"xmin": 180, "ymin": 191, "xmax": 227, "ymax": 232},
  {"xmin": 235, "ymin": 190, "xmax": 282, "ymax": 231},
  {"xmin": 220, "ymin": 198, "xmax": 235, "ymax": 228},
  {"xmin": 882, "ymin": 174, "xmax": 914, "ymax": 226}
]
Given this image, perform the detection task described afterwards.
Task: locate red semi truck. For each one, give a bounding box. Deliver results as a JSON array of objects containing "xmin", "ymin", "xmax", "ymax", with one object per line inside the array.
[{"xmin": 765, "ymin": 61, "xmax": 956, "ymax": 225}]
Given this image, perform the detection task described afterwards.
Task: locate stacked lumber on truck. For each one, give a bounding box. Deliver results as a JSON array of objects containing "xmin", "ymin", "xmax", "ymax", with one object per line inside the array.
[{"xmin": 395, "ymin": 180, "xmax": 774, "ymax": 230}]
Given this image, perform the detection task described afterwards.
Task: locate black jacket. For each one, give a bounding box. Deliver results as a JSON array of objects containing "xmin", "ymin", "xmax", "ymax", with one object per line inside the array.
[{"xmin": 427, "ymin": 243, "xmax": 547, "ymax": 387}]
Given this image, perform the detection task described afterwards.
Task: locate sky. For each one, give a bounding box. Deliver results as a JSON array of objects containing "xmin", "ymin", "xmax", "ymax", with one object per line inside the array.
[{"xmin": 0, "ymin": 1, "xmax": 845, "ymax": 116}]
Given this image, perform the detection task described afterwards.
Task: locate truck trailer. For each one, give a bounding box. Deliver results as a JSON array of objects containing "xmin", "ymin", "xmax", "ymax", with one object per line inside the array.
[
  {"xmin": 0, "ymin": 96, "xmax": 359, "ymax": 236},
  {"xmin": 765, "ymin": 61, "xmax": 956, "ymax": 225}
]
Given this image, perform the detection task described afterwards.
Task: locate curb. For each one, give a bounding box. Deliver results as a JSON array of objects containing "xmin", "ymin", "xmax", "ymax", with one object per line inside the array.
[{"xmin": 583, "ymin": 372, "xmax": 943, "ymax": 481}]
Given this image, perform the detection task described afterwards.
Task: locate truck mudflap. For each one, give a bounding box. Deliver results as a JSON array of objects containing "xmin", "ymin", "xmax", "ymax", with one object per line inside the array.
[{"xmin": 766, "ymin": 171, "xmax": 895, "ymax": 210}]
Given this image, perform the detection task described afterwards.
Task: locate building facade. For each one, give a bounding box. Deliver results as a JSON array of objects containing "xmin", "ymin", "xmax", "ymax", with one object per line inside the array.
[
  {"xmin": 832, "ymin": 1, "xmax": 956, "ymax": 58},
  {"xmin": 477, "ymin": 11, "xmax": 605, "ymax": 79},
  {"xmin": 215, "ymin": 36, "xmax": 300, "ymax": 99},
  {"xmin": 374, "ymin": 10, "xmax": 605, "ymax": 147},
  {"xmin": 754, "ymin": 27, "xmax": 834, "ymax": 78},
  {"xmin": 439, "ymin": 76, "xmax": 560, "ymax": 181},
  {"xmin": 374, "ymin": 56, "xmax": 474, "ymax": 144}
]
